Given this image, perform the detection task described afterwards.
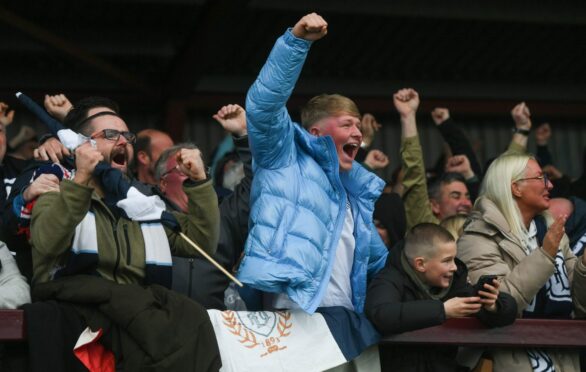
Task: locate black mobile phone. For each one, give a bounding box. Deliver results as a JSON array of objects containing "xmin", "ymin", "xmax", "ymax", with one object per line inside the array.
[{"xmin": 474, "ymin": 275, "xmax": 497, "ymax": 296}]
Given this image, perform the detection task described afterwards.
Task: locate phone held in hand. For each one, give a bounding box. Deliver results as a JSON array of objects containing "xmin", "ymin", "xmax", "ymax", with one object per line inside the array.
[{"xmin": 474, "ymin": 275, "xmax": 497, "ymax": 297}]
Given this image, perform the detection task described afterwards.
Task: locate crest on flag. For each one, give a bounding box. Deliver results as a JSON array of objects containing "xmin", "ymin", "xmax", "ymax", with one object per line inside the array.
[{"xmin": 222, "ymin": 310, "xmax": 292, "ymax": 358}]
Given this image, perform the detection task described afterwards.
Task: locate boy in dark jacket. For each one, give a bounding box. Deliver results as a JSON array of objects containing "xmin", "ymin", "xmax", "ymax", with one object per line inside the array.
[{"xmin": 365, "ymin": 223, "xmax": 517, "ymax": 371}]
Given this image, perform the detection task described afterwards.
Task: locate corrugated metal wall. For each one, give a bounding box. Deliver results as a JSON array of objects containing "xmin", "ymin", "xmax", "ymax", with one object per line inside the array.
[
  {"xmin": 374, "ymin": 116, "xmax": 586, "ymax": 181},
  {"xmin": 181, "ymin": 113, "xmax": 586, "ymax": 182},
  {"xmin": 11, "ymin": 105, "xmax": 584, "ymax": 181}
]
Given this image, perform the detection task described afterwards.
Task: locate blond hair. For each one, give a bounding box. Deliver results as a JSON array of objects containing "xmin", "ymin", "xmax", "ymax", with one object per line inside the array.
[
  {"xmin": 479, "ymin": 153, "xmax": 533, "ymax": 247},
  {"xmin": 440, "ymin": 214, "xmax": 467, "ymax": 240},
  {"xmin": 301, "ymin": 94, "xmax": 360, "ymax": 129}
]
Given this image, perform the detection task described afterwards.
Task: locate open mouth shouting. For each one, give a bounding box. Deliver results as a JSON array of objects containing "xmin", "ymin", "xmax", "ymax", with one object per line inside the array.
[
  {"xmin": 335, "ymin": 142, "xmax": 359, "ymax": 171},
  {"xmin": 110, "ymin": 147, "xmax": 129, "ymax": 172},
  {"xmin": 343, "ymin": 143, "xmax": 359, "ymax": 159},
  {"xmin": 335, "ymin": 142, "xmax": 360, "ymax": 171}
]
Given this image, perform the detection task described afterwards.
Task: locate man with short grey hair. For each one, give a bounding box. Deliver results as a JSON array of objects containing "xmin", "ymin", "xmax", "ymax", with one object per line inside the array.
[{"xmin": 155, "ymin": 104, "xmax": 253, "ymax": 309}]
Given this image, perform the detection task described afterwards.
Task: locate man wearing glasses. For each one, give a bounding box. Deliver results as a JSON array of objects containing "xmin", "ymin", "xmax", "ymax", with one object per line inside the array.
[{"xmin": 29, "ymin": 96, "xmax": 220, "ymax": 286}]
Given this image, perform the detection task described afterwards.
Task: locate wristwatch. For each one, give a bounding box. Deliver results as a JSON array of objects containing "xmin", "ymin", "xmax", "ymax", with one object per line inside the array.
[{"xmin": 512, "ymin": 127, "xmax": 530, "ymax": 136}]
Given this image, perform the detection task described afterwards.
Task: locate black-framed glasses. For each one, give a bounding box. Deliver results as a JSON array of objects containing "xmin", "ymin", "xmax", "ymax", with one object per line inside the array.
[
  {"xmin": 515, "ymin": 173, "xmax": 549, "ymax": 187},
  {"xmin": 91, "ymin": 129, "xmax": 136, "ymax": 144}
]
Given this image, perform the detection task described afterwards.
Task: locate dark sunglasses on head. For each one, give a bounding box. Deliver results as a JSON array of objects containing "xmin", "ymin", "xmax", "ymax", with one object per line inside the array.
[{"xmin": 91, "ymin": 129, "xmax": 136, "ymax": 144}]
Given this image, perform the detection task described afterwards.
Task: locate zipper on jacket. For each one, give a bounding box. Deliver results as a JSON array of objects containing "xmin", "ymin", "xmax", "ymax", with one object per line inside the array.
[
  {"xmin": 123, "ymin": 224, "xmax": 131, "ymax": 265},
  {"xmin": 188, "ymin": 258, "xmax": 194, "ymax": 297},
  {"xmin": 112, "ymin": 221, "xmax": 121, "ymax": 283}
]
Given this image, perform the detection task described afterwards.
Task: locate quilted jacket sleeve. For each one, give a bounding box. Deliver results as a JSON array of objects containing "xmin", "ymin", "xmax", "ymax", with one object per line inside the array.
[
  {"xmin": 245, "ymin": 29, "xmax": 312, "ymax": 169},
  {"xmin": 367, "ymin": 225, "xmax": 389, "ymax": 280}
]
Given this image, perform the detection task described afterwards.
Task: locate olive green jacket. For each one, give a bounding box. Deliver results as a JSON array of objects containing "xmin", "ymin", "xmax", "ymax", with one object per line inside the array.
[
  {"xmin": 31, "ymin": 179, "xmax": 219, "ymax": 285},
  {"xmin": 401, "ymin": 135, "xmax": 439, "ymax": 230}
]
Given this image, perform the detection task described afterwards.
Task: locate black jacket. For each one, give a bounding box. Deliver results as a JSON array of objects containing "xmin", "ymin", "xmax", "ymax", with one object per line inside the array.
[
  {"xmin": 25, "ymin": 275, "xmax": 221, "ymax": 372},
  {"xmin": 435, "ymin": 118, "xmax": 482, "ymax": 201},
  {"xmin": 171, "ymin": 134, "xmax": 252, "ymax": 309},
  {"xmin": 373, "ymin": 192, "xmax": 407, "ymax": 250},
  {"xmin": 365, "ymin": 241, "xmax": 517, "ymax": 372}
]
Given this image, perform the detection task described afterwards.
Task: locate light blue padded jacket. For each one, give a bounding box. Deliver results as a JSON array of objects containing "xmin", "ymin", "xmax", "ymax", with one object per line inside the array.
[{"xmin": 237, "ymin": 29, "xmax": 388, "ymax": 314}]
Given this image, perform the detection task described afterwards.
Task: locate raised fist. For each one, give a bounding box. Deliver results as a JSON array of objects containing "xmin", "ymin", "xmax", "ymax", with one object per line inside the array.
[
  {"xmin": 0, "ymin": 102, "xmax": 15, "ymax": 127},
  {"xmin": 292, "ymin": 13, "xmax": 328, "ymax": 41},
  {"xmin": 176, "ymin": 148, "xmax": 206, "ymax": 181},
  {"xmin": 360, "ymin": 113, "xmax": 381, "ymax": 148},
  {"xmin": 393, "ymin": 88, "xmax": 420, "ymax": 118},
  {"xmin": 431, "ymin": 108, "xmax": 450, "ymax": 125},
  {"xmin": 44, "ymin": 94, "xmax": 73, "ymax": 122},
  {"xmin": 511, "ymin": 102, "xmax": 531, "ymax": 129},
  {"xmin": 364, "ymin": 149, "xmax": 389, "ymax": 170},
  {"xmin": 213, "ymin": 104, "xmax": 246, "ymax": 137}
]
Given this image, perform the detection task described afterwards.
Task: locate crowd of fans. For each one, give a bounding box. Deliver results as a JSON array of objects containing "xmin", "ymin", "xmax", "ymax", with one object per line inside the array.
[{"xmin": 0, "ymin": 12, "xmax": 585, "ymax": 372}]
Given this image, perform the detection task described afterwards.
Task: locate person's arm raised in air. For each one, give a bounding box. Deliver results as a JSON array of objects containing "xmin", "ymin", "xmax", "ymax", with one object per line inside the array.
[
  {"xmin": 396, "ymin": 88, "xmax": 438, "ymax": 229},
  {"xmin": 432, "ymin": 108, "xmax": 483, "ymax": 178},
  {"xmin": 44, "ymin": 94, "xmax": 73, "ymax": 123},
  {"xmin": 33, "ymin": 94, "xmax": 73, "ymax": 163},
  {"xmin": 363, "ymin": 149, "xmax": 390, "ymax": 171},
  {"xmin": 507, "ymin": 102, "xmax": 532, "ymax": 154},
  {"xmin": 356, "ymin": 113, "xmax": 382, "ymax": 164},
  {"xmin": 167, "ymin": 148, "xmax": 219, "ymax": 257},
  {"xmin": 212, "ymin": 104, "xmax": 252, "ymax": 261},
  {"xmin": 246, "ymin": 13, "xmax": 327, "ymax": 169}
]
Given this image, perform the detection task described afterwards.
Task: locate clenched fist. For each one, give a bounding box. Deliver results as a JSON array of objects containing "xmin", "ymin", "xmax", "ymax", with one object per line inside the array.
[
  {"xmin": 213, "ymin": 104, "xmax": 246, "ymax": 137},
  {"xmin": 292, "ymin": 13, "xmax": 328, "ymax": 41},
  {"xmin": 176, "ymin": 148, "xmax": 206, "ymax": 181},
  {"xmin": 393, "ymin": 88, "xmax": 420, "ymax": 118}
]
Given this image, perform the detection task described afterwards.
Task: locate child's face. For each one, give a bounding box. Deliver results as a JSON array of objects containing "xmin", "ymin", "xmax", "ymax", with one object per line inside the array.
[{"xmin": 421, "ymin": 241, "xmax": 458, "ymax": 288}]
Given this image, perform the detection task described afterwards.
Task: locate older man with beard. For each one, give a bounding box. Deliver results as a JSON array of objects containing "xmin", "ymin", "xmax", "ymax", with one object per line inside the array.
[{"xmin": 29, "ymin": 96, "xmax": 219, "ymax": 286}]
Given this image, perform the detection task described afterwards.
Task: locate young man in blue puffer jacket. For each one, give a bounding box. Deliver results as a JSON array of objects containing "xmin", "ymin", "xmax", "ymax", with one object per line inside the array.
[{"xmin": 238, "ymin": 13, "xmax": 388, "ymax": 314}]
